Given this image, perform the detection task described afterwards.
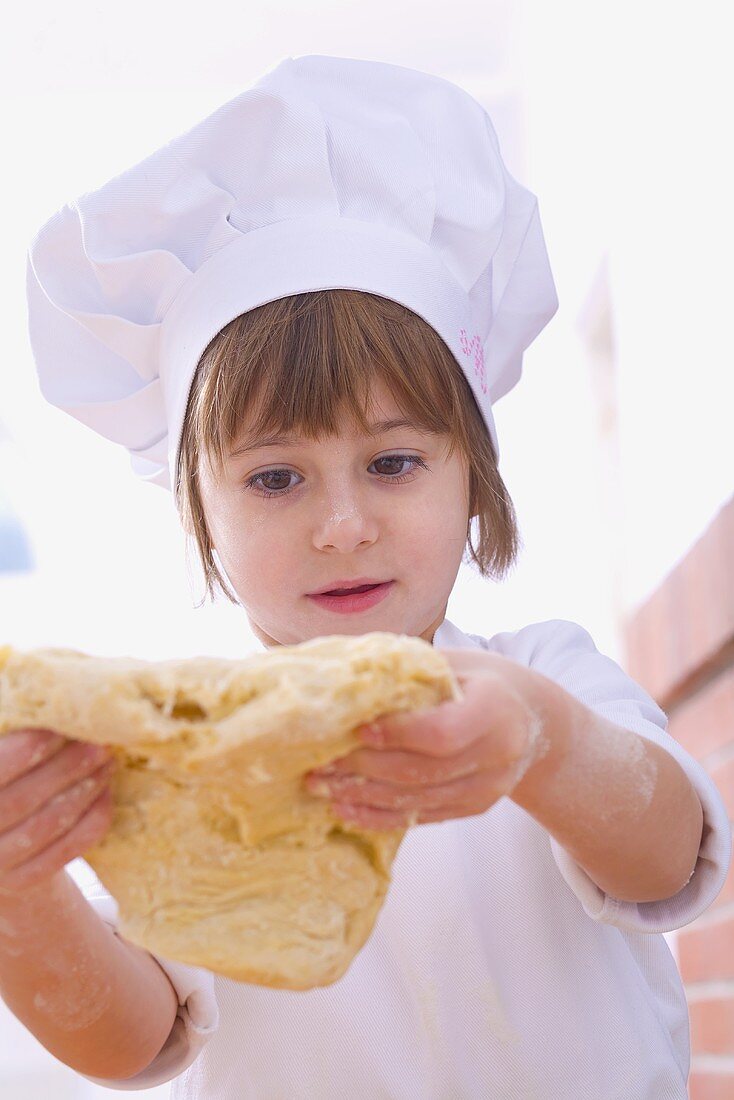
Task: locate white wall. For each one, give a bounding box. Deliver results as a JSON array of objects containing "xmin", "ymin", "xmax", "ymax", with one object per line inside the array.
[{"xmin": 517, "ymin": 0, "xmax": 734, "ymax": 616}]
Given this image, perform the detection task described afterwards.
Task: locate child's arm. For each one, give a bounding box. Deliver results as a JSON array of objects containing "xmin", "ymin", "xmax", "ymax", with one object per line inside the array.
[
  {"xmin": 509, "ymin": 669, "xmax": 704, "ymax": 903},
  {"xmin": 0, "ymin": 869, "xmax": 178, "ymax": 1079},
  {"xmin": 0, "ymin": 728, "xmax": 179, "ymax": 1081}
]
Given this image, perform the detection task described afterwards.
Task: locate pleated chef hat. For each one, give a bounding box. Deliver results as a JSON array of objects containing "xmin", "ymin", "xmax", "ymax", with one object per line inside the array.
[{"xmin": 26, "ymin": 54, "xmax": 558, "ymax": 494}]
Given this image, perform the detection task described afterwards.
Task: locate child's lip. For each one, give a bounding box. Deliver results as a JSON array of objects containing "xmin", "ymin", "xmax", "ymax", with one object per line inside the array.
[
  {"xmin": 307, "ymin": 577, "xmax": 392, "ymax": 595},
  {"xmin": 305, "ymin": 581, "xmax": 395, "ymax": 612}
]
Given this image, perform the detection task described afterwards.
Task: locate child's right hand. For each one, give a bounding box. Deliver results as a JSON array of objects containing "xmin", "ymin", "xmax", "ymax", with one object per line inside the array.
[{"xmin": 0, "ymin": 728, "xmax": 115, "ymax": 900}]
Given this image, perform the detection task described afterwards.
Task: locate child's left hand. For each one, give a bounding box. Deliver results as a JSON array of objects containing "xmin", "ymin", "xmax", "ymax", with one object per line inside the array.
[{"xmin": 303, "ymin": 648, "xmax": 549, "ymax": 830}]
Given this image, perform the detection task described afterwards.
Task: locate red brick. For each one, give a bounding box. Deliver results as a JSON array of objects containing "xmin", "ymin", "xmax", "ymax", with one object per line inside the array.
[
  {"xmin": 668, "ymin": 668, "xmax": 734, "ymax": 762},
  {"xmin": 671, "ymin": 538, "xmax": 715, "ymax": 688},
  {"xmin": 689, "ymin": 1071, "xmax": 734, "ymax": 1100},
  {"xmin": 667, "ymin": 555, "xmax": 696, "ymax": 692},
  {"xmin": 693, "ymin": 497, "xmax": 734, "ymax": 662},
  {"xmin": 624, "ymin": 496, "xmax": 734, "ymax": 705},
  {"xmin": 707, "ymin": 837, "xmax": 734, "ymax": 912},
  {"xmin": 715, "ymin": 495, "xmax": 734, "ymax": 631},
  {"xmin": 678, "ymin": 915, "xmax": 734, "ymax": 982},
  {"xmin": 689, "ymin": 997, "xmax": 734, "ymax": 1054},
  {"xmin": 625, "ymin": 585, "xmax": 671, "ymax": 700},
  {"xmin": 710, "ymin": 757, "xmax": 734, "ymax": 821}
]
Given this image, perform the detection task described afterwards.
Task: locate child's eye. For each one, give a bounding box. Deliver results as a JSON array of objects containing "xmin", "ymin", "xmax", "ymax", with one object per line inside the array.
[{"xmin": 244, "ymin": 454, "xmax": 429, "ymax": 499}]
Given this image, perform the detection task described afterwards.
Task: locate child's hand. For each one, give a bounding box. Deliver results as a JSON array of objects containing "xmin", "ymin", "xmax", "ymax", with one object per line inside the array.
[
  {"xmin": 304, "ymin": 648, "xmax": 548, "ymax": 830},
  {"xmin": 0, "ymin": 728, "xmax": 116, "ymax": 898}
]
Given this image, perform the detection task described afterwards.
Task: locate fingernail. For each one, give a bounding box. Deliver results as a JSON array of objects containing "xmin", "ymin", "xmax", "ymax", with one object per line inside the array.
[
  {"xmin": 360, "ymin": 723, "xmax": 384, "ymax": 745},
  {"xmin": 86, "ymin": 744, "xmax": 110, "ymax": 761},
  {"xmin": 334, "ymin": 802, "xmax": 358, "ymax": 818},
  {"xmin": 27, "ymin": 735, "xmax": 64, "ymax": 767}
]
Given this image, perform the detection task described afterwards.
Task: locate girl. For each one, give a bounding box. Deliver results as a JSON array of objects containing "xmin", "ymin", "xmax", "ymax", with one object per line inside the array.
[{"xmin": 2, "ymin": 55, "xmax": 730, "ymax": 1099}]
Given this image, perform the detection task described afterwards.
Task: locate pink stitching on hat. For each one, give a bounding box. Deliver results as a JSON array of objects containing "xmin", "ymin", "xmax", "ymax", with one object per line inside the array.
[{"xmin": 459, "ymin": 328, "xmax": 487, "ymax": 395}]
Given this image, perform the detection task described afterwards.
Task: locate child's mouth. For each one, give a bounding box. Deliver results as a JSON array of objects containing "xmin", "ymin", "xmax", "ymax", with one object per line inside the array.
[
  {"xmin": 306, "ymin": 581, "xmax": 394, "ymax": 613},
  {"xmin": 329, "ymin": 584, "xmax": 378, "ymax": 595}
]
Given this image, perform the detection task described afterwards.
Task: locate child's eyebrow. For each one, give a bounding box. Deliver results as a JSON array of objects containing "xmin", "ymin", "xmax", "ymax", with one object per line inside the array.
[{"xmin": 228, "ymin": 417, "xmax": 434, "ymax": 459}]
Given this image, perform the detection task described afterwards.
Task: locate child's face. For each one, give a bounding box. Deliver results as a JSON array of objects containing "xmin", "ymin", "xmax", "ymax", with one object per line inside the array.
[{"xmin": 198, "ymin": 379, "xmax": 472, "ymax": 648}]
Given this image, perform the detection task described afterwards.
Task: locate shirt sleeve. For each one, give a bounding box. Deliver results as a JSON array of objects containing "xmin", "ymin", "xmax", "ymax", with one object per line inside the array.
[
  {"xmin": 65, "ymin": 859, "xmax": 219, "ymax": 1090},
  {"xmin": 524, "ymin": 619, "xmax": 732, "ymax": 934}
]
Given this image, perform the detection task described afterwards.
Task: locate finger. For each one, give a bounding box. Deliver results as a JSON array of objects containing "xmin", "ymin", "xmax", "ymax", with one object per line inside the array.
[
  {"xmin": 0, "ymin": 759, "xmax": 116, "ymax": 874},
  {"xmin": 360, "ymin": 676, "xmax": 499, "ymax": 757},
  {"xmin": 0, "ymin": 729, "xmax": 68, "ymax": 790},
  {"xmin": 0, "ymin": 740, "xmax": 113, "ymax": 833},
  {"xmin": 310, "ymin": 745, "xmax": 481, "ymax": 787},
  {"xmin": 310, "ymin": 770, "xmax": 490, "ymax": 813},
  {"xmin": 332, "ymin": 801, "xmax": 416, "ymax": 830},
  {"xmin": 0, "ymin": 787, "xmax": 114, "ymax": 892},
  {"xmin": 333, "ymin": 800, "xmax": 482, "ymax": 830}
]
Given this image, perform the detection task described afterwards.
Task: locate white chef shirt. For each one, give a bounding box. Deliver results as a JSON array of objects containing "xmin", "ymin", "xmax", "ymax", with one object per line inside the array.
[{"xmin": 68, "ymin": 617, "xmax": 732, "ymax": 1099}]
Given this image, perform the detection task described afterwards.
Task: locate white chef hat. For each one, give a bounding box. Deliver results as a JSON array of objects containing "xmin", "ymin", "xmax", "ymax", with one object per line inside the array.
[{"xmin": 26, "ymin": 54, "xmax": 558, "ymax": 494}]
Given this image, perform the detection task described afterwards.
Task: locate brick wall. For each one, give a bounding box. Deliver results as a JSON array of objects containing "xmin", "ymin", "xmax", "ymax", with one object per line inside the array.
[{"xmin": 624, "ymin": 494, "xmax": 734, "ymax": 1099}]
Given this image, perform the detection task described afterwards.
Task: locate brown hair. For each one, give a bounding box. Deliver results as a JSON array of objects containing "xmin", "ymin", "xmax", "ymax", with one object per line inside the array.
[{"xmin": 176, "ymin": 289, "xmax": 522, "ymax": 605}]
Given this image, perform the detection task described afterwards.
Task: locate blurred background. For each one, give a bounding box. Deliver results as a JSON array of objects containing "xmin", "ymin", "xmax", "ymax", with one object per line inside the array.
[{"xmin": 1, "ymin": 0, "xmax": 732, "ymax": 1095}]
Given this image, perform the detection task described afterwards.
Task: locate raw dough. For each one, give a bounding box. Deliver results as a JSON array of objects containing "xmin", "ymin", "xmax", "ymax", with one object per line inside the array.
[{"xmin": 0, "ymin": 633, "xmax": 460, "ymax": 989}]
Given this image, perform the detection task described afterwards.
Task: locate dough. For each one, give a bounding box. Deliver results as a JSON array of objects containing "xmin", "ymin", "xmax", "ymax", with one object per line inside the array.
[{"xmin": 0, "ymin": 633, "xmax": 460, "ymax": 989}]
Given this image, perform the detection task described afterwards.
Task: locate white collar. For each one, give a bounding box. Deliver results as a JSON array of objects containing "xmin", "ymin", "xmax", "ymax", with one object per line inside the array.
[{"xmin": 431, "ymin": 617, "xmax": 482, "ymax": 650}]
